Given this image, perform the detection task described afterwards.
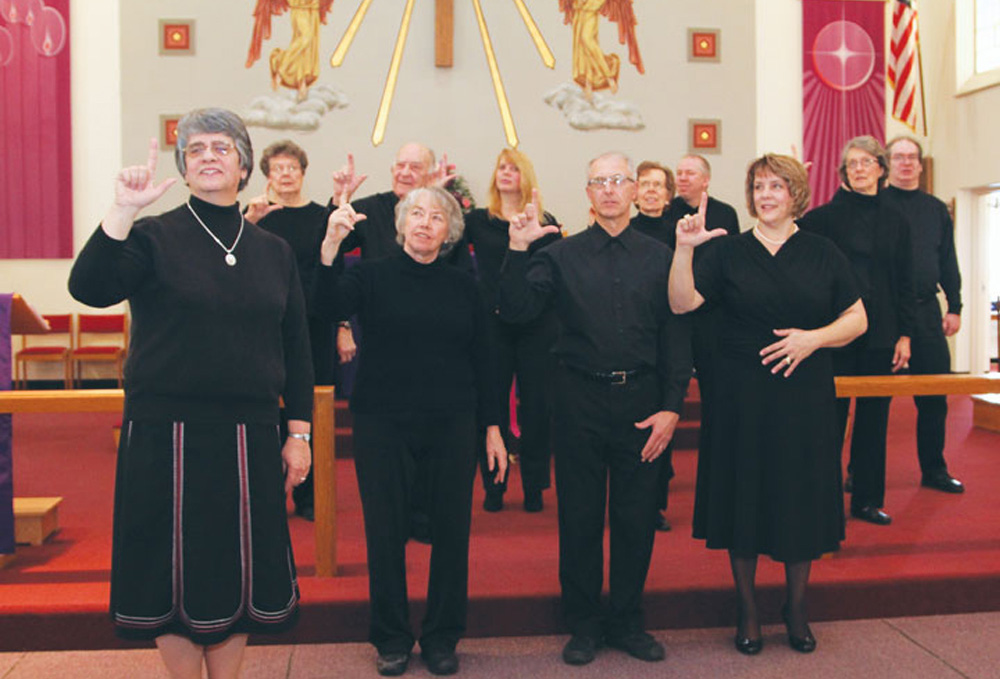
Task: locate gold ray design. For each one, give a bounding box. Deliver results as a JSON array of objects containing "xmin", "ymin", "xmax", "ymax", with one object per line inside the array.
[
  {"xmin": 371, "ymin": 0, "xmax": 416, "ymax": 146},
  {"xmin": 330, "ymin": 0, "xmax": 374, "ymax": 67},
  {"xmin": 471, "ymin": 0, "xmax": 518, "ymax": 148},
  {"xmin": 511, "ymin": 0, "xmax": 555, "ymax": 68}
]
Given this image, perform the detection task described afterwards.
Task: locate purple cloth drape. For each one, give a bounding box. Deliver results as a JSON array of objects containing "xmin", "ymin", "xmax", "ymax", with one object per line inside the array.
[{"xmin": 0, "ymin": 293, "xmax": 13, "ymax": 554}]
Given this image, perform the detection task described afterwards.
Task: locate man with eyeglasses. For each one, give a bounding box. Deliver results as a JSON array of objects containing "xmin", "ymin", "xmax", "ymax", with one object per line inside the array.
[
  {"xmin": 883, "ymin": 136, "xmax": 964, "ymax": 494},
  {"xmin": 500, "ymin": 152, "xmax": 692, "ymax": 666}
]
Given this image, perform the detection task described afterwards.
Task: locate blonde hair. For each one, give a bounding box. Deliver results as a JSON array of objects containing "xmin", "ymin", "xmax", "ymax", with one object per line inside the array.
[
  {"xmin": 744, "ymin": 154, "xmax": 811, "ymax": 219},
  {"xmin": 487, "ymin": 148, "xmax": 542, "ymax": 218}
]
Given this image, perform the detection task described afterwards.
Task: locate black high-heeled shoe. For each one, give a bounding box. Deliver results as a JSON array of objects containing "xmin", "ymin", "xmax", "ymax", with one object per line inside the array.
[{"xmin": 781, "ymin": 604, "xmax": 816, "ymax": 653}]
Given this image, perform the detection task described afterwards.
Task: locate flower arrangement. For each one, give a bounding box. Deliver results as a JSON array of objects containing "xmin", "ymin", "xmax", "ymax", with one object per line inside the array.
[{"xmin": 446, "ymin": 175, "xmax": 477, "ymax": 215}]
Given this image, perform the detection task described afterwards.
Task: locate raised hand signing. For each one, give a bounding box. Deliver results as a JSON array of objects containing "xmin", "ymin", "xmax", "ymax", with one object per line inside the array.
[
  {"xmin": 331, "ymin": 153, "xmax": 368, "ymax": 206},
  {"xmin": 508, "ymin": 189, "xmax": 560, "ymax": 251},
  {"xmin": 244, "ymin": 179, "xmax": 284, "ymax": 223},
  {"xmin": 103, "ymin": 137, "xmax": 178, "ymax": 241},
  {"xmin": 320, "ymin": 202, "xmax": 367, "ymax": 266},
  {"xmin": 430, "ymin": 152, "xmax": 457, "ymax": 188},
  {"xmin": 674, "ymin": 192, "xmax": 727, "ymax": 250}
]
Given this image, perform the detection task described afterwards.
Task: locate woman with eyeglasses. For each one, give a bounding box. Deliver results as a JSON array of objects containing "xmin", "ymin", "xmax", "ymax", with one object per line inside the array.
[
  {"xmin": 463, "ymin": 148, "xmax": 561, "ymax": 513},
  {"xmin": 245, "ymin": 139, "xmax": 335, "ymax": 523},
  {"xmin": 798, "ymin": 136, "xmax": 917, "ymax": 527},
  {"xmin": 69, "ymin": 108, "xmax": 313, "ymax": 678}
]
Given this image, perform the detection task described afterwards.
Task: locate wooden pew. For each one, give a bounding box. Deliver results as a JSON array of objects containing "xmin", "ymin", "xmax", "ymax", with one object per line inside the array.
[
  {"xmin": 0, "ymin": 386, "xmax": 339, "ymax": 576},
  {"xmin": 835, "ymin": 373, "xmax": 1000, "ymax": 397}
]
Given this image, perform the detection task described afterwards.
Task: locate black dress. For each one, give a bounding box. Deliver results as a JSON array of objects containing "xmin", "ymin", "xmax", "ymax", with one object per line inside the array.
[
  {"xmin": 692, "ymin": 230, "xmax": 860, "ymax": 562},
  {"xmin": 69, "ymin": 197, "xmax": 313, "ymax": 643}
]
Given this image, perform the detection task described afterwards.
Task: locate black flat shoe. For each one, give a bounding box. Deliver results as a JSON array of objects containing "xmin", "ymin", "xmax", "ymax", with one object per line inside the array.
[
  {"xmin": 376, "ymin": 651, "xmax": 410, "ymax": 676},
  {"xmin": 782, "ymin": 605, "xmax": 816, "ymax": 654},
  {"xmin": 921, "ymin": 471, "xmax": 965, "ymax": 494},
  {"xmin": 422, "ymin": 648, "xmax": 458, "ymax": 676},
  {"xmin": 733, "ymin": 634, "xmax": 763, "ymax": 655},
  {"xmin": 605, "ymin": 631, "xmax": 665, "ymax": 662},
  {"xmin": 562, "ymin": 635, "xmax": 600, "ymax": 665},
  {"xmin": 850, "ymin": 505, "xmax": 892, "ymax": 525}
]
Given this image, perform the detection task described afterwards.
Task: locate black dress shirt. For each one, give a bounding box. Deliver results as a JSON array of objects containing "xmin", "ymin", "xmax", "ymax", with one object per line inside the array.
[
  {"xmin": 499, "ymin": 224, "xmax": 691, "ymax": 414},
  {"xmin": 882, "ymin": 185, "xmax": 962, "ymax": 313}
]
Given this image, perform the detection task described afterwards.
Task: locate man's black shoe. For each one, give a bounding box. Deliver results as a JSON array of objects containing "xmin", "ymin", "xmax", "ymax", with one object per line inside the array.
[
  {"xmin": 375, "ymin": 651, "xmax": 410, "ymax": 676},
  {"xmin": 850, "ymin": 505, "xmax": 892, "ymax": 525},
  {"xmin": 422, "ymin": 648, "xmax": 458, "ymax": 675},
  {"xmin": 523, "ymin": 490, "xmax": 543, "ymax": 513},
  {"xmin": 562, "ymin": 635, "xmax": 600, "ymax": 665},
  {"xmin": 606, "ymin": 631, "xmax": 665, "ymax": 662},
  {"xmin": 921, "ymin": 470, "xmax": 965, "ymax": 494}
]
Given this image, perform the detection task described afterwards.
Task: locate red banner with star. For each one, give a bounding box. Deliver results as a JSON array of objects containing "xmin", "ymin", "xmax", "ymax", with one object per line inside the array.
[
  {"xmin": 802, "ymin": 0, "xmax": 885, "ymax": 208},
  {"xmin": 0, "ymin": 0, "xmax": 73, "ymax": 259}
]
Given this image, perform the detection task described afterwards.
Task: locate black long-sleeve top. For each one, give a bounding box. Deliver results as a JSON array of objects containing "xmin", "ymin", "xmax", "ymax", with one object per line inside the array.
[
  {"xmin": 68, "ymin": 196, "xmax": 314, "ymax": 424},
  {"xmin": 334, "ymin": 190, "xmax": 474, "ymax": 272},
  {"xmin": 498, "ymin": 224, "xmax": 692, "ymax": 414},
  {"xmin": 314, "ymin": 253, "xmax": 498, "ymax": 425},
  {"xmin": 882, "ymin": 185, "xmax": 962, "ymax": 313},
  {"xmin": 798, "ymin": 187, "xmax": 917, "ymax": 349},
  {"xmin": 663, "ymin": 196, "xmax": 741, "ymax": 250},
  {"xmin": 463, "ymin": 207, "xmax": 560, "ymax": 313},
  {"xmin": 255, "ymin": 201, "xmax": 328, "ymax": 314},
  {"xmin": 629, "ymin": 211, "xmax": 673, "ymax": 245}
]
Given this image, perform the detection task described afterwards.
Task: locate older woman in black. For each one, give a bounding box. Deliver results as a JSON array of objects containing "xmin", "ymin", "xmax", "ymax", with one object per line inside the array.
[
  {"xmin": 669, "ymin": 155, "xmax": 867, "ymax": 655},
  {"xmin": 315, "ymin": 186, "xmax": 507, "ymax": 676},
  {"xmin": 464, "ymin": 148, "xmax": 560, "ymax": 513},
  {"xmin": 69, "ymin": 109, "xmax": 313, "ymax": 679},
  {"xmin": 798, "ymin": 136, "xmax": 917, "ymax": 526}
]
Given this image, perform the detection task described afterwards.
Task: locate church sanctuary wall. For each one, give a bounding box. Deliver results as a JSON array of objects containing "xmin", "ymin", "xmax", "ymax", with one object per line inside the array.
[{"xmin": 5, "ymin": 0, "xmax": 759, "ymax": 382}]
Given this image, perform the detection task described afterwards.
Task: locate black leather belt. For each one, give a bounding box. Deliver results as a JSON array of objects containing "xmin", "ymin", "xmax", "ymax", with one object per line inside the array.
[{"xmin": 564, "ymin": 364, "xmax": 648, "ymax": 386}]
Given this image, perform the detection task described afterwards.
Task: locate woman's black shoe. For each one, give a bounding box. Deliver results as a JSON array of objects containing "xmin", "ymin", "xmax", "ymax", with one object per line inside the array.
[
  {"xmin": 781, "ymin": 605, "xmax": 817, "ymax": 653},
  {"xmin": 733, "ymin": 634, "xmax": 763, "ymax": 655}
]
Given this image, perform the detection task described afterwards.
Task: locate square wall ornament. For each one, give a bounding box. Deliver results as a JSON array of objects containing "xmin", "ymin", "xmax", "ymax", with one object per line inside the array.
[
  {"xmin": 160, "ymin": 115, "xmax": 181, "ymax": 150},
  {"xmin": 689, "ymin": 119, "xmax": 721, "ymax": 154},
  {"xmin": 688, "ymin": 28, "xmax": 720, "ymax": 62},
  {"xmin": 160, "ymin": 19, "xmax": 194, "ymax": 55}
]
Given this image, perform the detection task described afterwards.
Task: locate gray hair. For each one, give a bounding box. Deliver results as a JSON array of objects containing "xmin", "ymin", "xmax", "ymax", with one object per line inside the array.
[
  {"xmin": 587, "ymin": 151, "xmax": 635, "ymax": 180},
  {"xmin": 680, "ymin": 154, "xmax": 712, "ymax": 178},
  {"xmin": 837, "ymin": 135, "xmax": 888, "ymax": 188},
  {"xmin": 174, "ymin": 108, "xmax": 254, "ymax": 191},
  {"xmin": 394, "ymin": 187, "xmax": 465, "ymax": 253}
]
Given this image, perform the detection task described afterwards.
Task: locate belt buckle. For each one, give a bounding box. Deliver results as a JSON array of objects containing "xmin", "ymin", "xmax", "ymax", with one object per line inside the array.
[{"xmin": 610, "ymin": 370, "xmax": 627, "ymax": 385}]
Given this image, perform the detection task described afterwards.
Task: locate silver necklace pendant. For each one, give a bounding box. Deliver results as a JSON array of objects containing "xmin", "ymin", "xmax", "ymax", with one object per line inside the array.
[{"xmin": 225, "ymin": 253, "xmax": 237, "ymax": 266}]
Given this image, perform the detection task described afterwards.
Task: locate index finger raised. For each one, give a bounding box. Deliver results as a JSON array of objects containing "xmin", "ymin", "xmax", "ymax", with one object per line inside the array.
[
  {"xmin": 698, "ymin": 191, "xmax": 708, "ymax": 219},
  {"xmin": 146, "ymin": 137, "xmax": 160, "ymax": 175}
]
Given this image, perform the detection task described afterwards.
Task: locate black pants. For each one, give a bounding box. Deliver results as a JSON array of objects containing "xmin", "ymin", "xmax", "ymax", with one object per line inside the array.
[
  {"xmin": 835, "ymin": 345, "xmax": 893, "ymax": 511},
  {"xmin": 552, "ymin": 366, "xmax": 662, "ymax": 639},
  {"xmin": 478, "ymin": 315, "xmax": 555, "ymax": 495},
  {"xmin": 909, "ymin": 300, "xmax": 951, "ymax": 475},
  {"xmin": 352, "ymin": 411, "xmax": 478, "ymax": 655}
]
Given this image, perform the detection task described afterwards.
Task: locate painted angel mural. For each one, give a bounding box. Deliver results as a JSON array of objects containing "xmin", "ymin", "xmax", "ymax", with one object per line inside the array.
[
  {"xmin": 246, "ymin": 0, "xmax": 334, "ymax": 101},
  {"xmin": 560, "ymin": 0, "xmax": 644, "ymax": 97}
]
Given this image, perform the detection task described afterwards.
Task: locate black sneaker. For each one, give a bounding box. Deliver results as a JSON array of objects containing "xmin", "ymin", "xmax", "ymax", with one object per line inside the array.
[{"xmin": 606, "ymin": 631, "xmax": 665, "ymax": 662}]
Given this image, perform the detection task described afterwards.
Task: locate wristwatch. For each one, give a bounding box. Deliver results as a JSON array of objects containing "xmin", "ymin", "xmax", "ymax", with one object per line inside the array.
[{"xmin": 288, "ymin": 432, "xmax": 312, "ymax": 443}]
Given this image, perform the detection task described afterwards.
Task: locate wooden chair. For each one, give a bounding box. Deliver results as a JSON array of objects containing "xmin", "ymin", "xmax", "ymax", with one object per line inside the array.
[
  {"xmin": 70, "ymin": 313, "xmax": 129, "ymax": 388},
  {"xmin": 14, "ymin": 314, "xmax": 74, "ymax": 389}
]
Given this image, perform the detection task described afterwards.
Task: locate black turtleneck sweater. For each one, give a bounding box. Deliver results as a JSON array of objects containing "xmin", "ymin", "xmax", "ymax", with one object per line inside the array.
[
  {"xmin": 629, "ymin": 211, "xmax": 673, "ymax": 244},
  {"xmin": 798, "ymin": 188, "xmax": 917, "ymax": 348},
  {"xmin": 68, "ymin": 196, "xmax": 314, "ymax": 424},
  {"xmin": 882, "ymin": 185, "xmax": 962, "ymax": 313},
  {"xmin": 314, "ymin": 253, "xmax": 498, "ymax": 425}
]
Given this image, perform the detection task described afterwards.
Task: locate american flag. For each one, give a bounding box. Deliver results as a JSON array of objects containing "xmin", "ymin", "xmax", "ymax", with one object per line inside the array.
[{"xmin": 888, "ymin": 0, "xmax": 920, "ymax": 131}]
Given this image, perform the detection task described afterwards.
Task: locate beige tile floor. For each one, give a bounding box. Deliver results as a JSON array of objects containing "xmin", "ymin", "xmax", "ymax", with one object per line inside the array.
[{"xmin": 1, "ymin": 611, "xmax": 998, "ymax": 678}]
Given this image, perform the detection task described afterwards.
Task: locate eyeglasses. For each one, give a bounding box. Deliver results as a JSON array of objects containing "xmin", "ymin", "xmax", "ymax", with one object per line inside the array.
[
  {"xmin": 637, "ymin": 179, "xmax": 666, "ymax": 190},
  {"xmin": 183, "ymin": 141, "xmax": 236, "ymax": 159},
  {"xmin": 587, "ymin": 174, "xmax": 635, "ymax": 189},
  {"xmin": 269, "ymin": 163, "xmax": 302, "ymax": 175},
  {"xmin": 890, "ymin": 153, "xmax": 919, "ymax": 163},
  {"xmin": 846, "ymin": 157, "xmax": 877, "ymax": 170}
]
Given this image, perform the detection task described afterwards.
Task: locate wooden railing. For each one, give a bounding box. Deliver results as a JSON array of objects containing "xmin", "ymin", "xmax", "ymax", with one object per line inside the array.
[
  {"xmin": 835, "ymin": 373, "xmax": 1000, "ymax": 397},
  {"xmin": 0, "ymin": 386, "xmax": 339, "ymax": 577}
]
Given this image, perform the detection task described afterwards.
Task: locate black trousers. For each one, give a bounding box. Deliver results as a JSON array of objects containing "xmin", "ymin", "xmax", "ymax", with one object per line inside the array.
[
  {"xmin": 835, "ymin": 345, "xmax": 893, "ymax": 510},
  {"xmin": 909, "ymin": 300, "xmax": 951, "ymax": 475},
  {"xmin": 352, "ymin": 411, "xmax": 478, "ymax": 654},
  {"xmin": 552, "ymin": 366, "xmax": 662, "ymax": 639},
  {"xmin": 478, "ymin": 315, "xmax": 555, "ymax": 495}
]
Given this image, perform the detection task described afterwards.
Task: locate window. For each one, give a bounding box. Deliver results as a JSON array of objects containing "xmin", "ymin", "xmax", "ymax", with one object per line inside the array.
[
  {"xmin": 976, "ymin": 0, "xmax": 1000, "ymax": 73},
  {"xmin": 957, "ymin": 0, "xmax": 1000, "ymax": 94}
]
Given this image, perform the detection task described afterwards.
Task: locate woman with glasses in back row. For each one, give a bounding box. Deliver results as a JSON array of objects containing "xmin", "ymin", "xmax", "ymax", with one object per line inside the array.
[{"xmin": 70, "ymin": 108, "xmax": 313, "ymax": 679}]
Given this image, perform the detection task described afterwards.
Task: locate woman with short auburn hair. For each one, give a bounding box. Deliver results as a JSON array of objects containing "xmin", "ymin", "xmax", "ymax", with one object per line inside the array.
[{"xmin": 669, "ymin": 153, "xmax": 867, "ymax": 657}]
